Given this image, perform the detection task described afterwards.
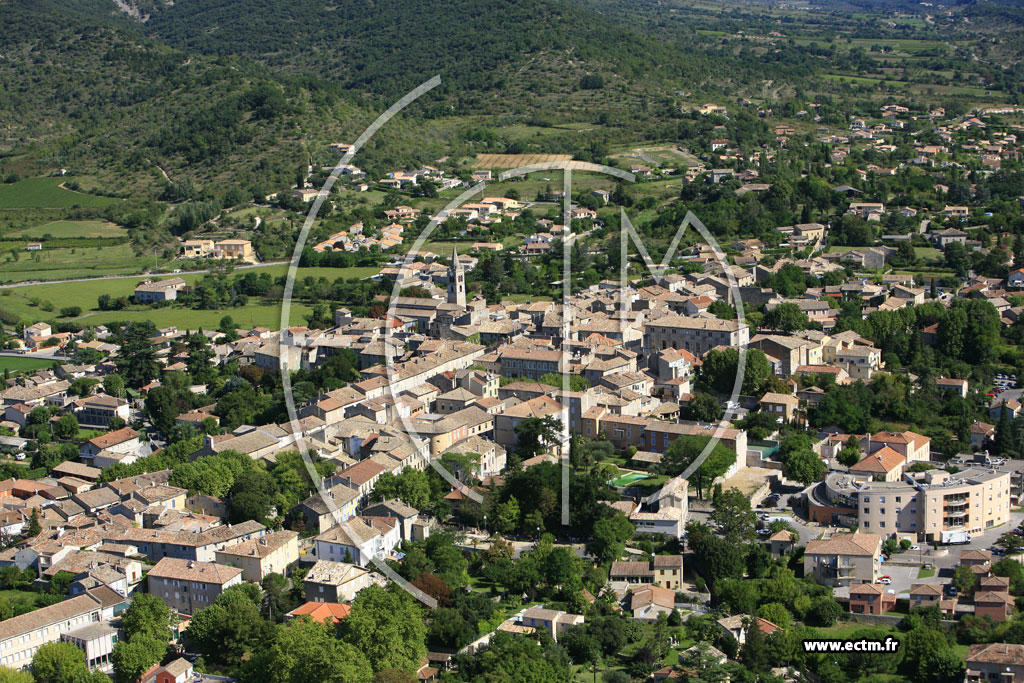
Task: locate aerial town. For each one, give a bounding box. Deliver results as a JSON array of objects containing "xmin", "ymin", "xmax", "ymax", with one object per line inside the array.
[{"xmin": 6, "ymin": 1, "xmax": 1024, "ymax": 681}]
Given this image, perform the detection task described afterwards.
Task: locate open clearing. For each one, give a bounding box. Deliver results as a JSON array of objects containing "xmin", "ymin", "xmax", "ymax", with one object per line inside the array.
[
  {"xmin": 0, "ymin": 265, "xmax": 379, "ymax": 328},
  {"xmin": 0, "ymin": 357, "xmax": 59, "ymax": 373},
  {"xmin": 9, "ymin": 220, "xmax": 126, "ymax": 239},
  {"xmin": 0, "ymin": 178, "xmax": 120, "ymax": 209},
  {"xmin": 0, "ymin": 243, "xmax": 141, "ymax": 282}
]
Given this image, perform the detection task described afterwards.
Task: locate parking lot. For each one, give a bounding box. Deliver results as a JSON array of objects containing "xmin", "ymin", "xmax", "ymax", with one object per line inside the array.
[{"xmin": 877, "ymin": 563, "xmax": 930, "ymax": 596}]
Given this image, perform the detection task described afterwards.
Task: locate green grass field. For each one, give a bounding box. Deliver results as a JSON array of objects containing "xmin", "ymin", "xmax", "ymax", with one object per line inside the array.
[
  {"xmin": 500, "ymin": 294, "xmax": 553, "ymax": 303},
  {"xmin": 0, "ymin": 178, "xmax": 120, "ymax": 210},
  {"xmin": 0, "ymin": 243, "xmax": 141, "ymax": 282},
  {"xmin": 0, "ymin": 357, "xmax": 59, "ymax": 373},
  {"xmin": 0, "ymin": 265, "xmax": 378, "ymax": 328},
  {"xmin": 913, "ymin": 247, "xmax": 942, "ymax": 260},
  {"xmin": 0, "ymin": 589, "xmax": 42, "ymax": 611},
  {"xmin": 9, "ymin": 220, "xmax": 126, "ymax": 239},
  {"xmin": 78, "ymin": 302, "xmax": 316, "ymax": 329}
]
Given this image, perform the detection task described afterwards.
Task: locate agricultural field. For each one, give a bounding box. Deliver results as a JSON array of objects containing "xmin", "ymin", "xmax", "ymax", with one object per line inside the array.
[
  {"xmin": 0, "ymin": 357, "xmax": 60, "ymax": 373},
  {"xmin": 0, "ymin": 265, "xmax": 379, "ymax": 329},
  {"xmin": 0, "ymin": 178, "xmax": 120, "ymax": 210},
  {"xmin": 8, "ymin": 220, "xmax": 126, "ymax": 239},
  {"xmin": 609, "ymin": 144, "xmax": 698, "ymax": 169},
  {"xmin": 0, "ymin": 243, "xmax": 143, "ymax": 283},
  {"xmin": 473, "ymin": 154, "xmax": 574, "ymax": 169}
]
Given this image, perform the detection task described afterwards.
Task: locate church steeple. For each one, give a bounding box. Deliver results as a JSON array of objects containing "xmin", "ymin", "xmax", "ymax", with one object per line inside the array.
[{"xmin": 447, "ymin": 245, "xmax": 466, "ymax": 307}]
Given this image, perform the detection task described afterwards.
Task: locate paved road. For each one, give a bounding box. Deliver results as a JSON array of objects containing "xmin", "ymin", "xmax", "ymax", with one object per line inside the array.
[
  {"xmin": 0, "ymin": 261, "xmax": 290, "ymax": 290},
  {"xmin": 0, "ymin": 351, "xmax": 71, "ymax": 361},
  {"xmin": 459, "ymin": 531, "xmax": 590, "ymax": 560}
]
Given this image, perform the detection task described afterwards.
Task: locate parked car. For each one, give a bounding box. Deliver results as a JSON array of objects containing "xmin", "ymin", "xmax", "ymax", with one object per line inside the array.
[
  {"xmin": 878, "ymin": 577, "xmax": 892, "ymax": 585},
  {"xmin": 946, "ymin": 585, "xmax": 958, "ymax": 596}
]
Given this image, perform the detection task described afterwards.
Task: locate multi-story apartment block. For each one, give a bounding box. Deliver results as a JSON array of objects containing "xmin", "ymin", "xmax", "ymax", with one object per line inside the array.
[
  {"xmin": 644, "ymin": 314, "xmax": 749, "ymax": 358},
  {"xmin": 813, "ymin": 467, "xmax": 1011, "ymax": 541},
  {"xmin": 147, "ymin": 558, "xmax": 243, "ymax": 615},
  {"xmin": 111, "ymin": 520, "xmax": 266, "ymax": 563},
  {"xmin": 0, "ymin": 594, "xmax": 103, "ymax": 670},
  {"xmin": 214, "ymin": 530, "xmax": 299, "ymax": 583}
]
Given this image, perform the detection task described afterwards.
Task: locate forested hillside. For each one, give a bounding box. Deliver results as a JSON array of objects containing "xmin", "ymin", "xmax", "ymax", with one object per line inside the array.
[{"xmin": 141, "ymin": 0, "xmax": 701, "ymax": 97}]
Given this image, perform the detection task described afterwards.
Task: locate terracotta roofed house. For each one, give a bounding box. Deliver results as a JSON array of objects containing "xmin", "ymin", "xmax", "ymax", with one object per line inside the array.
[
  {"xmin": 849, "ymin": 446, "xmax": 906, "ymax": 482},
  {"xmin": 848, "ymin": 582, "xmax": 896, "ymax": 615},
  {"xmin": 966, "ymin": 643, "xmax": 1024, "ymax": 683},
  {"xmin": 285, "ymin": 601, "xmax": 351, "ymax": 625}
]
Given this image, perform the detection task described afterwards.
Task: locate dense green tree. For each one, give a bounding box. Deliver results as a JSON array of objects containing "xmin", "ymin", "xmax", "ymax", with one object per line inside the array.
[
  {"xmin": 31, "ymin": 642, "xmax": 107, "ymax": 683},
  {"xmin": 758, "ymin": 603, "xmax": 791, "ymax": 629},
  {"xmin": 52, "ymin": 414, "xmax": 78, "ymax": 440},
  {"xmin": 902, "ymin": 626, "xmax": 961, "ymax": 683},
  {"xmin": 370, "ymin": 469, "xmax": 432, "ymax": 510},
  {"xmin": 687, "ymin": 392, "xmax": 724, "ymax": 423},
  {"xmin": 341, "ymin": 585, "xmax": 427, "ymax": 675},
  {"xmin": 585, "ymin": 512, "xmax": 634, "ymax": 564},
  {"xmin": 186, "ymin": 331, "xmax": 216, "ymax": 384},
  {"xmin": 512, "ymin": 416, "xmax": 561, "ymax": 466},
  {"xmin": 242, "ymin": 618, "xmax": 372, "ymax": 683},
  {"xmin": 807, "ymin": 596, "xmax": 842, "ymax": 626},
  {"xmin": 111, "ymin": 635, "xmax": 166, "ymax": 683},
  {"xmin": 103, "ymin": 373, "xmax": 126, "ymax": 398},
  {"xmin": 711, "ymin": 488, "xmax": 756, "ymax": 542},
  {"xmin": 697, "ymin": 348, "xmax": 771, "ymax": 395},
  {"xmin": 780, "ymin": 445, "xmax": 826, "ymax": 485},
  {"xmin": 260, "ymin": 572, "xmax": 298, "ymax": 623},
  {"xmin": 121, "ymin": 593, "xmax": 173, "ymax": 642},
  {"xmin": 27, "ymin": 509, "xmax": 40, "ymax": 537},
  {"xmin": 953, "ymin": 564, "xmax": 977, "ymax": 594},
  {"xmin": 0, "ymin": 668, "xmax": 33, "ymax": 683},
  {"xmin": 185, "ymin": 584, "xmax": 272, "ymax": 667},
  {"xmin": 449, "ymin": 631, "xmax": 569, "ymax": 682},
  {"xmin": 659, "ymin": 435, "xmax": 736, "ymax": 499},
  {"xmin": 115, "ymin": 322, "xmax": 160, "ymax": 388},
  {"xmin": 763, "ymin": 302, "xmax": 812, "ymax": 332}
]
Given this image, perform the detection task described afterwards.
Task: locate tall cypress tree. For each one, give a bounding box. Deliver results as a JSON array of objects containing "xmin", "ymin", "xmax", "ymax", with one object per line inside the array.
[{"xmin": 994, "ymin": 409, "xmax": 1016, "ymax": 458}]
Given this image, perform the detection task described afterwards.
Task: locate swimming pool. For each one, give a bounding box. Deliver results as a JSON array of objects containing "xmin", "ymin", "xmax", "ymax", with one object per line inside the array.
[{"xmin": 608, "ymin": 472, "xmax": 651, "ymax": 487}]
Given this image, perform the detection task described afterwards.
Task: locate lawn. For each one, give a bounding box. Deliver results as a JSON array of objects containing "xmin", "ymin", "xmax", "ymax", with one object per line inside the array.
[
  {"xmin": 913, "ymin": 247, "xmax": 942, "ymax": 260},
  {"xmin": 9, "ymin": 220, "xmax": 126, "ymax": 239},
  {"xmin": 0, "ymin": 589, "xmax": 42, "ymax": 611},
  {"xmin": 917, "ymin": 566, "xmax": 935, "ymax": 579},
  {"xmin": 500, "ymin": 294, "xmax": 553, "ymax": 304},
  {"xmin": 0, "ymin": 357, "xmax": 60, "ymax": 374},
  {"xmin": 0, "ymin": 178, "xmax": 120, "ymax": 210}
]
